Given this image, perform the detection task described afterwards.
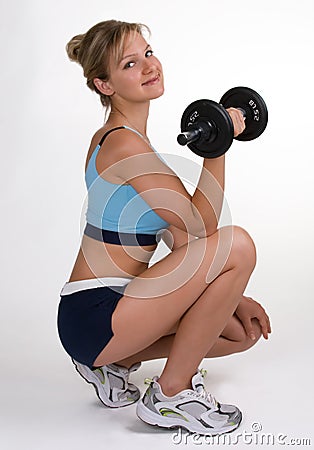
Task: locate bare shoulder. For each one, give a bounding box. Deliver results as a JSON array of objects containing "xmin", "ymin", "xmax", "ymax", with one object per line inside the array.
[
  {"xmin": 85, "ymin": 126, "xmax": 108, "ymax": 171},
  {"xmin": 85, "ymin": 126, "xmax": 143, "ymax": 175},
  {"xmin": 100, "ymin": 128, "xmax": 175, "ymax": 181},
  {"xmin": 89, "ymin": 126, "xmax": 109, "ymax": 148},
  {"xmin": 102, "ymin": 127, "xmax": 160, "ymax": 158}
]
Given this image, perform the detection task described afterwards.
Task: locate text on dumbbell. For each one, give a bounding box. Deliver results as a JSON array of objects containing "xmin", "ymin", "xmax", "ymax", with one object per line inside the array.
[
  {"xmin": 249, "ymin": 99, "xmax": 260, "ymax": 121},
  {"xmin": 188, "ymin": 110, "xmax": 200, "ymax": 127}
]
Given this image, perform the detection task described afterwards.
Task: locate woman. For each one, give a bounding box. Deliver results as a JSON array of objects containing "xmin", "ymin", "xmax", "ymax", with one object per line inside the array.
[{"xmin": 57, "ymin": 20, "xmax": 271, "ymax": 436}]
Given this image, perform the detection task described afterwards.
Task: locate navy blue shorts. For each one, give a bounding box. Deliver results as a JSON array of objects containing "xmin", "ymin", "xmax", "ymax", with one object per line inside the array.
[{"xmin": 57, "ymin": 284, "xmax": 127, "ymax": 368}]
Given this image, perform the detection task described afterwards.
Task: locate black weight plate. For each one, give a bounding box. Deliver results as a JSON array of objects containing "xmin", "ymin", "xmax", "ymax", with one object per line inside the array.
[
  {"xmin": 220, "ymin": 87, "xmax": 268, "ymax": 141},
  {"xmin": 180, "ymin": 99, "xmax": 234, "ymax": 158}
]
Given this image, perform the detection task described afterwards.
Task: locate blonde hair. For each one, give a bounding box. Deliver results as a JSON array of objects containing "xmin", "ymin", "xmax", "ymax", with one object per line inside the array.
[{"xmin": 66, "ymin": 20, "xmax": 150, "ymax": 109}]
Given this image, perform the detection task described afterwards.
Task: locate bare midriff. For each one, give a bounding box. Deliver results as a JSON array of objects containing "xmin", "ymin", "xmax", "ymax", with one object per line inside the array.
[{"xmin": 68, "ymin": 234, "xmax": 156, "ymax": 282}]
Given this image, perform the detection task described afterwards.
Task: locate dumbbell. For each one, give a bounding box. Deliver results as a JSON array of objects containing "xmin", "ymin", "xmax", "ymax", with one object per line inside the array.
[{"xmin": 177, "ymin": 87, "xmax": 268, "ymax": 158}]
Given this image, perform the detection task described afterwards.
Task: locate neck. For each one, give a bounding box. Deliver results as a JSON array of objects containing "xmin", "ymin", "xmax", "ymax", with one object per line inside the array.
[{"xmin": 109, "ymin": 100, "xmax": 150, "ymax": 137}]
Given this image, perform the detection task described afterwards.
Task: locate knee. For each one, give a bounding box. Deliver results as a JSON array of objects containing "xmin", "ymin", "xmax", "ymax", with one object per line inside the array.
[{"xmin": 229, "ymin": 226, "xmax": 257, "ymax": 272}]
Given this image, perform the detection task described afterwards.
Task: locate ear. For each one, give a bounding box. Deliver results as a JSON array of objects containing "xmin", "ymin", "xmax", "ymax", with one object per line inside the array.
[{"xmin": 93, "ymin": 78, "xmax": 115, "ymax": 96}]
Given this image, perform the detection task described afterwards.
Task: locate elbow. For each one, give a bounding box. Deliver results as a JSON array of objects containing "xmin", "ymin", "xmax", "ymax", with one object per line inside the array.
[
  {"xmin": 189, "ymin": 204, "xmax": 219, "ymax": 238},
  {"xmin": 190, "ymin": 220, "xmax": 219, "ymax": 239},
  {"xmin": 193, "ymin": 228, "xmax": 218, "ymax": 239},
  {"xmin": 191, "ymin": 214, "xmax": 218, "ymax": 238}
]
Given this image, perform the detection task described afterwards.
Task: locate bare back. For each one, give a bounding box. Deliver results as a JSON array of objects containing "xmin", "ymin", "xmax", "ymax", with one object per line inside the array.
[{"xmin": 69, "ymin": 127, "xmax": 157, "ymax": 282}]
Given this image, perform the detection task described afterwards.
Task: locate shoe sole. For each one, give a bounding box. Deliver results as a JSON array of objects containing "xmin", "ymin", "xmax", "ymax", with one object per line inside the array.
[
  {"xmin": 136, "ymin": 400, "xmax": 242, "ymax": 436},
  {"xmin": 72, "ymin": 360, "xmax": 138, "ymax": 408}
]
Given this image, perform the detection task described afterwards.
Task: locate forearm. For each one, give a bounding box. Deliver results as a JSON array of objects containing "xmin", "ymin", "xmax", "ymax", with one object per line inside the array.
[{"xmin": 191, "ymin": 155, "xmax": 225, "ymax": 237}]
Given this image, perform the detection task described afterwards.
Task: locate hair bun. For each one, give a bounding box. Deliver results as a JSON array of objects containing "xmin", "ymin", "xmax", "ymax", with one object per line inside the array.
[{"xmin": 66, "ymin": 33, "xmax": 85, "ymax": 63}]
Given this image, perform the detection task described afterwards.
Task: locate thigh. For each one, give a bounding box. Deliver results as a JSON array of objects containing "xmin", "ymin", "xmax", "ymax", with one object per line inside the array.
[{"xmin": 94, "ymin": 226, "xmax": 238, "ymax": 366}]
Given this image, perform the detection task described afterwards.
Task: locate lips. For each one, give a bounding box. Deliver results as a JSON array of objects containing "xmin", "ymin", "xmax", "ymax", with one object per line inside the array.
[{"xmin": 142, "ymin": 74, "xmax": 160, "ymax": 86}]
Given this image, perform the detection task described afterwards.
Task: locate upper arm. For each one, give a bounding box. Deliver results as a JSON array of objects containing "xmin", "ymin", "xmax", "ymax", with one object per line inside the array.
[{"xmin": 108, "ymin": 130, "xmax": 203, "ymax": 235}]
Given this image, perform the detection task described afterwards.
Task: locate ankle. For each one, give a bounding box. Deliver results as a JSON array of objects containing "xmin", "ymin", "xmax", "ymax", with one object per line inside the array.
[{"xmin": 158, "ymin": 375, "xmax": 192, "ymax": 397}]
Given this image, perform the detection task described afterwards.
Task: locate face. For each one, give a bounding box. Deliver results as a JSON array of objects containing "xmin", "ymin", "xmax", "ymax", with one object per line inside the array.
[{"xmin": 105, "ymin": 32, "xmax": 164, "ymax": 105}]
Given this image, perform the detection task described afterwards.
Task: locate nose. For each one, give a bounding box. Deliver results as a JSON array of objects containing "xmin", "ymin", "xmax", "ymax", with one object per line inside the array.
[{"xmin": 142, "ymin": 58, "xmax": 156, "ymax": 74}]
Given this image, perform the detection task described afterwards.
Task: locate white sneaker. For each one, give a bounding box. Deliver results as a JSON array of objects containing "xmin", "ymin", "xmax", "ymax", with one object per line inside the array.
[
  {"xmin": 72, "ymin": 359, "xmax": 141, "ymax": 408},
  {"xmin": 136, "ymin": 370, "xmax": 242, "ymax": 435}
]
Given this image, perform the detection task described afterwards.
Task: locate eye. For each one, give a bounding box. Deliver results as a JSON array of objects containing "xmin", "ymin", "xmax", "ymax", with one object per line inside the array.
[
  {"xmin": 145, "ymin": 49, "xmax": 153, "ymax": 57},
  {"xmin": 124, "ymin": 61, "xmax": 136, "ymax": 69}
]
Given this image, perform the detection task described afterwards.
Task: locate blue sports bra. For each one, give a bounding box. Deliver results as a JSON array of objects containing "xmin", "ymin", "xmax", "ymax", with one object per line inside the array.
[{"xmin": 84, "ymin": 126, "xmax": 170, "ymax": 246}]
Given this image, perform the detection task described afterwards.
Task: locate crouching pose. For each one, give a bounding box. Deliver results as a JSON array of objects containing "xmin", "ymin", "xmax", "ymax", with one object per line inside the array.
[{"xmin": 57, "ymin": 20, "xmax": 271, "ymax": 436}]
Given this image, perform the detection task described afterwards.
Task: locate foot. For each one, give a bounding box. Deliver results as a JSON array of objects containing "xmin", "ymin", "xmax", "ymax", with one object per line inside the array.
[
  {"xmin": 72, "ymin": 359, "xmax": 141, "ymax": 408},
  {"xmin": 136, "ymin": 370, "xmax": 242, "ymax": 435}
]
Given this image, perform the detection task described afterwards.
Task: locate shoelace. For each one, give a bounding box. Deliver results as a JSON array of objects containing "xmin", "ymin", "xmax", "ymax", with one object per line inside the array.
[
  {"xmin": 110, "ymin": 362, "xmax": 141, "ymax": 383},
  {"xmin": 144, "ymin": 368, "xmax": 217, "ymax": 407},
  {"xmin": 196, "ymin": 368, "xmax": 217, "ymax": 407},
  {"xmin": 193, "ymin": 388, "xmax": 218, "ymax": 407}
]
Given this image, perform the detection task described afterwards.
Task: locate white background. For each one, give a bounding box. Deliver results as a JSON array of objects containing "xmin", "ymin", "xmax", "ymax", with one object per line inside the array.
[{"xmin": 0, "ymin": 0, "xmax": 313, "ymax": 449}]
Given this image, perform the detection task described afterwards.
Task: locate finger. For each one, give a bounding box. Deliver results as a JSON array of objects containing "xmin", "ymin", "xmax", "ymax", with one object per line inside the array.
[
  {"xmin": 259, "ymin": 318, "xmax": 270, "ymax": 339},
  {"xmin": 241, "ymin": 317, "xmax": 256, "ymax": 341},
  {"xmin": 265, "ymin": 314, "xmax": 271, "ymax": 333},
  {"xmin": 252, "ymin": 302, "xmax": 271, "ymax": 337},
  {"xmin": 227, "ymin": 108, "xmax": 246, "ymax": 137},
  {"xmin": 261, "ymin": 310, "xmax": 272, "ymax": 334},
  {"xmin": 237, "ymin": 110, "xmax": 246, "ymax": 126},
  {"xmin": 235, "ymin": 109, "xmax": 246, "ymax": 133}
]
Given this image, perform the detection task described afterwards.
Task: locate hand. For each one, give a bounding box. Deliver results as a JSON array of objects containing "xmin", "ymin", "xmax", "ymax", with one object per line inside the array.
[
  {"xmin": 226, "ymin": 107, "xmax": 246, "ymax": 137},
  {"xmin": 235, "ymin": 295, "xmax": 272, "ymax": 340}
]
